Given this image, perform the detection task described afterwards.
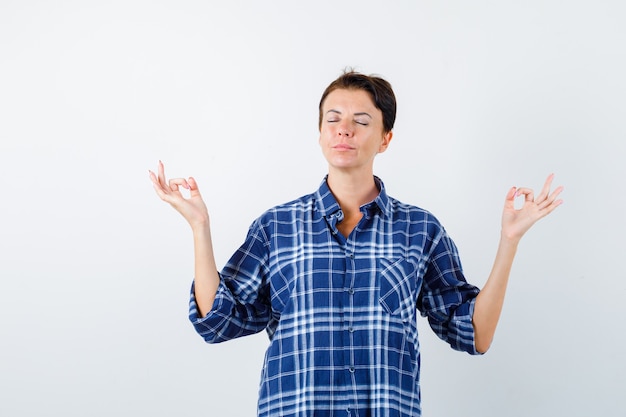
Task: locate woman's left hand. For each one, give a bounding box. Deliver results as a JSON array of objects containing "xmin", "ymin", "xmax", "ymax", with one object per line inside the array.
[{"xmin": 501, "ymin": 173, "xmax": 564, "ymax": 242}]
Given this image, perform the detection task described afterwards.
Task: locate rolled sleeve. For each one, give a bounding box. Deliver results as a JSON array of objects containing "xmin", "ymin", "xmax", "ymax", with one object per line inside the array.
[
  {"xmin": 419, "ymin": 231, "xmax": 482, "ymax": 355},
  {"xmin": 188, "ymin": 220, "xmax": 271, "ymax": 344}
]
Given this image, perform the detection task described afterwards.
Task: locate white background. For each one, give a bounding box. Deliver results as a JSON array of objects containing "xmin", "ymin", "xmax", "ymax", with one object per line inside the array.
[{"xmin": 1, "ymin": 1, "xmax": 624, "ymax": 416}]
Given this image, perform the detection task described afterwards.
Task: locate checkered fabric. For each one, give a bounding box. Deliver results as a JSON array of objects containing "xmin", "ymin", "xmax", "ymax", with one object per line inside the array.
[{"xmin": 190, "ymin": 177, "xmax": 481, "ymax": 417}]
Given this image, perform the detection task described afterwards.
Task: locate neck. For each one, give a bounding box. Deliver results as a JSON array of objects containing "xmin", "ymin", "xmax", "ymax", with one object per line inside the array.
[{"xmin": 326, "ymin": 168, "xmax": 379, "ymax": 213}]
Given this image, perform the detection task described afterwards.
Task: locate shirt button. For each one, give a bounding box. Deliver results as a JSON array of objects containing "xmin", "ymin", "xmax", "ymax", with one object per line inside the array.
[
  {"xmin": 349, "ymin": 366, "xmax": 355, "ymax": 373},
  {"xmin": 347, "ymin": 288, "xmax": 354, "ymax": 295},
  {"xmin": 348, "ymin": 326, "xmax": 354, "ymax": 332}
]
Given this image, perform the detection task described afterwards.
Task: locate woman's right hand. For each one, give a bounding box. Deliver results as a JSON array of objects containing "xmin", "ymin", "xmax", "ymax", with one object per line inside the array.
[{"xmin": 149, "ymin": 160, "xmax": 210, "ymax": 230}]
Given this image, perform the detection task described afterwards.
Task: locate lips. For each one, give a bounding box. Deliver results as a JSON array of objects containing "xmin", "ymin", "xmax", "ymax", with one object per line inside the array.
[{"xmin": 332, "ymin": 144, "xmax": 355, "ymax": 150}]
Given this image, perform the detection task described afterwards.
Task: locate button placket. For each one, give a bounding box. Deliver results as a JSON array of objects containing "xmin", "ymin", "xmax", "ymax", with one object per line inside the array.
[{"xmin": 343, "ymin": 238, "xmax": 359, "ymax": 415}]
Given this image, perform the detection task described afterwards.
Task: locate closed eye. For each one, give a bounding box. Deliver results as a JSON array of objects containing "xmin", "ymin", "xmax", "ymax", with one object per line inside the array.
[{"xmin": 354, "ymin": 112, "xmax": 372, "ymax": 126}]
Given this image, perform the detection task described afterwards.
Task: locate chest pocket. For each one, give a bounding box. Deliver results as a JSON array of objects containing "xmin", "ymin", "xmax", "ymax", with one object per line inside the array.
[{"xmin": 378, "ymin": 257, "xmax": 419, "ymax": 322}]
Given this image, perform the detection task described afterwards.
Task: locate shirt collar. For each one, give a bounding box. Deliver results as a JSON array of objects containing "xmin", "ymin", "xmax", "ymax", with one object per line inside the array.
[{"xmin": 315, "ymin": 175, "xmax": 391, "ymax": 218}]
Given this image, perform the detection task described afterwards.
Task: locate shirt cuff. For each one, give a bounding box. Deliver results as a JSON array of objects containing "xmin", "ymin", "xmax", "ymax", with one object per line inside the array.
[
  {"xmin": 466, "ymin": 297, "xmax": 483, "ymax": 355},
  {"xmin": 188, "ymin": 279, "xmax": 227, "ymax": 324}
]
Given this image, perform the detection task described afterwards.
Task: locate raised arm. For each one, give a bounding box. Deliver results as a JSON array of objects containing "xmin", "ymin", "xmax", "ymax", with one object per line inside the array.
[
  {"xmin": 472, "ymin": 174, "xmax": 564, "ymax": 353},
  {"xmin": 149, "ymin": 160, "xmax": 219, "ymax": 317}
]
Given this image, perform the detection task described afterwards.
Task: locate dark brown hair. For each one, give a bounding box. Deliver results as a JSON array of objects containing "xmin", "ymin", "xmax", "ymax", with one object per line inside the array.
[{"xmin": 318, "ymin": 70, "xmax": 397, "ymax": 133}]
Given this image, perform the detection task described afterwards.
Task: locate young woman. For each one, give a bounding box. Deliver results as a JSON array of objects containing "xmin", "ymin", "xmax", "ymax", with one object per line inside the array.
[{"xmin": 149, "ymin": 71, "xmax": 563, "ymax": 417}]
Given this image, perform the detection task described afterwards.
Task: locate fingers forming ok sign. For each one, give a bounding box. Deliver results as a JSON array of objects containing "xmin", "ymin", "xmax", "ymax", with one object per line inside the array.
[
  {"xmin": 149, "ymin": 161, "xmax": 210, "ymax": 229},
  {"xmin": 502, "ymin": 173, "xmax": 564, "ymax": 241}
]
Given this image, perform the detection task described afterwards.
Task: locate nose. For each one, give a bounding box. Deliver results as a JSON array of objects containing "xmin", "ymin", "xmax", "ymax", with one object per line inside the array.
[{"xmin": 337, "ymin": 121, "xmax": 353, "ymax": 138}]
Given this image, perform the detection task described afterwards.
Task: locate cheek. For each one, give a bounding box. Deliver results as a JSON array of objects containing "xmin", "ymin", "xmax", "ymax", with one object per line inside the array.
[
  {"xmin": 319, "ymin": 128, "xmax": 332, "ymax": 144},
  {"xmin": 319, "ymin": 134, "xmax": 331, "ymax": 153}
]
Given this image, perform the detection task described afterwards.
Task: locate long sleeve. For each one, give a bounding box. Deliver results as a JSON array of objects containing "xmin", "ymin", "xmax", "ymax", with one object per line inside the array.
[
  {"xmin": 418, "ymin": 229, "xmax": 482, "ymax": 355},
  {"xmin": 189, "ymin": 220, "xmax": 272, "ymax": 343}
]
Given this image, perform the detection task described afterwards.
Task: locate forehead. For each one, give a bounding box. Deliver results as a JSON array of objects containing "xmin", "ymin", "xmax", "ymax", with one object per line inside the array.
[{"xmin": 322, "ymin": 88, "xmax": 379, "ymax": 114}]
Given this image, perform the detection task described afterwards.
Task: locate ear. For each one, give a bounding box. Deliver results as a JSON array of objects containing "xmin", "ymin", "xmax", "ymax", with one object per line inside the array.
[{"xmin": 378, "ymin": 131, "xmax": 393, "ymax": 153}]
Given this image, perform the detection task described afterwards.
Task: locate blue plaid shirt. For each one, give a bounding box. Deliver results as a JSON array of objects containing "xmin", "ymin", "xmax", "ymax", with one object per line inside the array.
[{"xmin": 189, "ymin": 177, "xmax": 481, "ymax": 417}]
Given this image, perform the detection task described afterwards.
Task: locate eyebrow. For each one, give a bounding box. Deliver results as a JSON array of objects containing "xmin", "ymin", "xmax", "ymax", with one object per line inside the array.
[{"xmin": 326, "ymin": 109, "xmax": 373, "ymax": 118}]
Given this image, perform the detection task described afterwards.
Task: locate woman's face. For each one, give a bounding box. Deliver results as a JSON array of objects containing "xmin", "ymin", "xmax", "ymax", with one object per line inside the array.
[{"xmin": 319, "ymin": 88, "xmax": 392, "ymax": 174}]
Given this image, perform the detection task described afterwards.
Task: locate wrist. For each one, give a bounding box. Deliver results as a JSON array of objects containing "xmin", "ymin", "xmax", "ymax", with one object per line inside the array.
[
  {"xmin": 190, "ymin": 218, "xmax": 211, "ymax": 235},
  {"xmin": 499, "ymin": 230, "xmax": 521, "ymax": 247}
]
